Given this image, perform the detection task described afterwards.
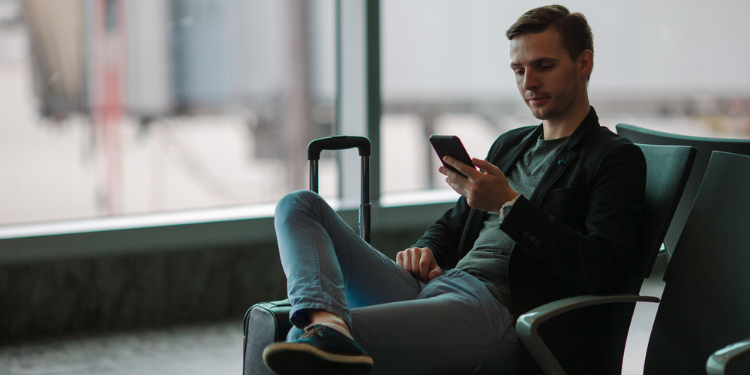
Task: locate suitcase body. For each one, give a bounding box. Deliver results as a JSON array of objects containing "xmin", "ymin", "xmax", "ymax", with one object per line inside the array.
[
  {"xmin": 242, "ymin": 300, "xmax": 292, "ymax": 375},
  {"xmin": 242, "ymin": 136, "xmax": 371, "ymax": 375}
]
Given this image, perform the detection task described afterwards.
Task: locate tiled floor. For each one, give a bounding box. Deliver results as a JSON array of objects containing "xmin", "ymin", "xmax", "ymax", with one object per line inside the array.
[{"xmin": 0, "ymin": 259, "xmax": 667, "ymax": 375}]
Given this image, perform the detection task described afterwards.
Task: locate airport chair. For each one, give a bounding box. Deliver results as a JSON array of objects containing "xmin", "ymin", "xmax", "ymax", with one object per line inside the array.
[
  {"xmin": 517, "ymin": 151, "xmax": 750, "ymax": 375},
  {"xmin": 517, "ymin": 143, "xmax": 695, "ymax": 374},
  {"xmin": 615, "ymin": 123, "xmax": 750, "ymax": 260}
]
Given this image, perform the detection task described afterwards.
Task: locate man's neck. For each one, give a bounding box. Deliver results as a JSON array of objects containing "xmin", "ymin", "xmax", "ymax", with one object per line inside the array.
[{"xmin": 542, "ymin": 97, "xmax": 591, "ymax": 140}]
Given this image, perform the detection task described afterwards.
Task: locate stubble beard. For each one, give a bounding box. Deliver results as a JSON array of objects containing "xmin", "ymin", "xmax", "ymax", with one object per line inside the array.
[
  {"xmin": 528, "ymin": 85, "xmax": 579, "ymax": 121},
  {"xmin": 527, "ymin": 67, "xmax": 583, "ymax": 121},
  {"xmin": 528, "ymin": 96, "xmax": 563, "ymax": 121},
  {"xmin": 531, "ymin": 97, "xmax": 566, "ymax": 120}
]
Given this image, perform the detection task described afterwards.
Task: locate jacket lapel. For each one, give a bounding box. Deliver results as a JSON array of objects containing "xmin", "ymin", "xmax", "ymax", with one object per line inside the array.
[
  {"xmin": 457, "ymin": 125, "xmax": 544, "ymax": 263},
  {"xmin": 529, "ymin": 148, "xmax": 575, "ymax": 206},
  {"xmin": 528, "ymin": 106, "xmax": 599, "ymax": 206},
  {"xmin": 494, "ymin": 125, "xmax": 543, "ymax": 175}
]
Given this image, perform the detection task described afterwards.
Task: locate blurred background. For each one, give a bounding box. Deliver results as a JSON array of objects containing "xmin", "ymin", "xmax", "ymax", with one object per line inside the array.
[
  {"xmin": 1, "ymin": 0, "xmax": 749, "ymax": 226},
  {"xmin": 2, "ymin": 2, "xmax": 750, "ymax": 374}
]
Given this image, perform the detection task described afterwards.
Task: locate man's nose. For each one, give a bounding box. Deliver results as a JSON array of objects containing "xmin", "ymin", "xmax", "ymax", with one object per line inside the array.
[{"xmin": 523, "ymin": 71, "xmax": 539, "ymax": 90}]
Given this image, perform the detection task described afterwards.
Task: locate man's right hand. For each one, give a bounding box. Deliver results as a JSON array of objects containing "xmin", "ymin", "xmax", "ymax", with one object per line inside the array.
[{"xmin": 396, "ymin": 247, "xmax": 444, "ymax": 283}]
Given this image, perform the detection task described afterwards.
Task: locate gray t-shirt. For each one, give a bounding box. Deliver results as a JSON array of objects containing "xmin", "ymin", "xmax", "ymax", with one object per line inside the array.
[{"xmin": 456, "ymin": 135, "xmax": 568, "ymax": 307}]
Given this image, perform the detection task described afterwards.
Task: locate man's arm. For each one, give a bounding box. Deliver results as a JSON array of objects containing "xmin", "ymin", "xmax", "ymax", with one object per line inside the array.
[
  {"xmin": 442, "ymin": 142, "xmax": 646, "ymax": 294},
  {"xmin": 411, "ymin": 129, "xmax": 523, "ymax": 271}
]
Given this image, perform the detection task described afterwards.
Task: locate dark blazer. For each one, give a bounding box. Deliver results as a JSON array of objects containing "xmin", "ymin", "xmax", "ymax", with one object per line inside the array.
[{"xmin": 414, "ymin": 107, "xmax": 647, "ymax": 374}]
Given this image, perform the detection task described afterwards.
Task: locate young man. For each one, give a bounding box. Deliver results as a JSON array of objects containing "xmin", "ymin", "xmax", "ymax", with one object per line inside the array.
[{"xmin": 263, "ymin": 4, "xmax": 646, "ymax": 375}]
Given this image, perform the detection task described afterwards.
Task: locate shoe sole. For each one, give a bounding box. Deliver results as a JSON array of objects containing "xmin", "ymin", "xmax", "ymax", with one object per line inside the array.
[{"xmin": 263, "ymin": 342, "xmax": 374, "ymax": 375}]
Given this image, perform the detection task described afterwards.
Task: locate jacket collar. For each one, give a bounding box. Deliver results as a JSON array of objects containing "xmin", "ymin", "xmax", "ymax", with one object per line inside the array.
[
  {"xmin": 562, "ymin": 105, "xmax": 599, "ymax": 150},
  {"xmin": 494, "ymin": 106, "xmax": 599, "ymax": 175},
  {"xmin": 493, "ymin": 106, "xmax": 600, "ymax": 206}
]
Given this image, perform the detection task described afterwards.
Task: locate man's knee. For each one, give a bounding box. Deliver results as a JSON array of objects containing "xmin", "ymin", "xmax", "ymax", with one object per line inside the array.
[{"xmin": 275, "ymin": 190, "xmax": 321, "ymax": 219}]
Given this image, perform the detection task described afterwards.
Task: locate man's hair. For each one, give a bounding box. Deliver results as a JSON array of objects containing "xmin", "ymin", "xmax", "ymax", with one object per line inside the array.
[{"xmin": 506, "ymin": 5, "xmax": 593, "ymax": 80}]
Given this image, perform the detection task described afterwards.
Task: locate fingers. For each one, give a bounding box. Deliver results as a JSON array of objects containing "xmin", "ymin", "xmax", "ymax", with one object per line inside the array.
[
  {"xmin": 428, "ymin": 267, "xmax": 444, "ymax": 280},
  {"xmin": 397, "ymin": 248, "xmax": 418, "ymax": 276},
  {"xmin": 396, "ymin": 251, "xmax": 405, "ymax": 268},
  {"xmin": 439, "ymin": 158, "xmax": 470, "ymax": 195},
  {"xmin": 442, "ymin": 156, "xmax": 476, "ymax": 178},
  {"xmin": 410, "ymin": 249, "xmax": 420, "ymax": 280},
  {"xmin": 397, "ymin": 247, "xmax": 438, "ymax": 283},
  {"xmin": 419, "ymin": 251, "xmax": 431, "ymax": 283},
  {"xmin": 471, "ymin": 158, "xmax": 500, "ymax": 175}
]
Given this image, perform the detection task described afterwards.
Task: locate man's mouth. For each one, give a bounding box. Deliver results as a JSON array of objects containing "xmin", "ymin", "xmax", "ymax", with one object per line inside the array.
[
  {"xmin": 527, "ymin": 96, "xmax": 549, "ymax": 106},
  {"xmin": 528, "ymin": 96, "xmax": 549, "ymax": 107}
]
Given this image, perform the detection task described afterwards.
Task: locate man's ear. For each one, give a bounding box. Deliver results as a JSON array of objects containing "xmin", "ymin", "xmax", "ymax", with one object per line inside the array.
[{"xmin": 578, "ymin": 49, "xmax": 594, "ymax": 79}]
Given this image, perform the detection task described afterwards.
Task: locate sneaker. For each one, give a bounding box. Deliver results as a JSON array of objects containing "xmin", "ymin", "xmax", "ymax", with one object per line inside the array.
[{"xmin": 262, "ymin": 324, "xmax": 374, "ymax": 375}]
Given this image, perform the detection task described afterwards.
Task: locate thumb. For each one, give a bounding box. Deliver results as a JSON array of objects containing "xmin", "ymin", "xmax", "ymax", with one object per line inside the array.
[
  {"xmin": 471, "ymin": 158, "xmax": 499, "ymax": 175},
  {"xmin": 428, "ymin": 267, "xmax": 444, "ymax": 280}
]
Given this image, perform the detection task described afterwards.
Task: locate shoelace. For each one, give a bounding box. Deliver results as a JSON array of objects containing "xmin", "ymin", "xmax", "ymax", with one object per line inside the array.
[{"xmin": 299, "ymin": 325, "xmax": 326, "ymax": 339}]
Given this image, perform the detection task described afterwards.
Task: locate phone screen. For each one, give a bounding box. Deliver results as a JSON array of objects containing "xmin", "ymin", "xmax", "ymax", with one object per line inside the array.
[{"xmin": 429, "ymin": 135, "xmax": 474, "ymax": 178}]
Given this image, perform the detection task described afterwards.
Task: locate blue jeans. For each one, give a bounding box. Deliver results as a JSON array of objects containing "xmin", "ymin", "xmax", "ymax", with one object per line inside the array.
[{"xmin": 274, "ymin": 191, "xmax": 520, "ymax": 374}]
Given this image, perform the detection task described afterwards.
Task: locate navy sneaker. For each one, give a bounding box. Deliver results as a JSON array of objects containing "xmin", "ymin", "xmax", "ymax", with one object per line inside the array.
[{"xmin": 262, "ymin": 324, "xmax": 374, "ymax": 375}]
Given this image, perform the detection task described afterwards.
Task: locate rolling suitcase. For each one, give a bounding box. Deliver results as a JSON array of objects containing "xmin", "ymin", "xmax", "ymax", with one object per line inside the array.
[{"xmin": 242, "ymin": 135, "xmax": 372, "ymax": 375}]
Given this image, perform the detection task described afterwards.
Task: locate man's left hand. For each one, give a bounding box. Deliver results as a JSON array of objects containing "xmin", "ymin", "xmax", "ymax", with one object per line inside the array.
[{"xmin": 440, "ymin": 157, "xmax": 519, "ymax": 214}]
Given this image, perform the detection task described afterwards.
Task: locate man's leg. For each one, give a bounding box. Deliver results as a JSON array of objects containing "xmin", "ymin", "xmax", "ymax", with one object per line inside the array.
[
  {"xmin": 273, "ymin": 190, "xmax": 424, "ymax": 332},
  {"xmin": 270, "ymin": 191, "xmax": 518, "ymax": 374},
  {"xmin": 352, "ymin": 269, "xmax": 521, "ymax": 375},
  {"xmin": 267, "ymin": 190, "xmax": 430, "ymax": 374}
]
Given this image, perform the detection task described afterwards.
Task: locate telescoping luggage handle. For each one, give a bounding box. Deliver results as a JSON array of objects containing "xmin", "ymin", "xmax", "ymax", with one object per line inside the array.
[{"xmin": 307, "ymin": 135, "xmax": 371, "ymax": 244}]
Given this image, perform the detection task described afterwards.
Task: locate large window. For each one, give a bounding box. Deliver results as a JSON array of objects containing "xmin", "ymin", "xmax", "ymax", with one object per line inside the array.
[
  {"xmin": 0, "ymin": 0, "xmax": 336, "ymax": 226},
  {"xmin": 3, "ymin": 0, "xmax": 750, "ymax": 226},
  {"xmin": 380, "ymin": 0, "xmax": 750, "ymax": 195}
]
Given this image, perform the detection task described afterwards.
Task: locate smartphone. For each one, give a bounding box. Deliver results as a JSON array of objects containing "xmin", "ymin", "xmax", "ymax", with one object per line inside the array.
[{"xmin": 429, "ymin": 135, "xmax": 474, "ymax": 178}]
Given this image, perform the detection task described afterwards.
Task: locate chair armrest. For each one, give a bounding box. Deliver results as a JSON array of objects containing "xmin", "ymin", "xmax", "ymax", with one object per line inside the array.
[
  {"xmin": 516, "ymin": 294, "xmax": 661, "ymax": 375},
  {"xmin": 707, "ymin": 337, "xmax": 750, "ymax": 375}
]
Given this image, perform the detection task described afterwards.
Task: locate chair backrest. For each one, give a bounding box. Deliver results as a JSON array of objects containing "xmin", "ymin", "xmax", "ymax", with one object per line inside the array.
[
  {"xmin": 633, "ymin": 144, "xmax": 696, "ymax": 280},
  {"xmin": 644, "ymin": 151, "xmax": 750, "ymax": 374},
  {"xmin": 532, "ymin": 144, "xmax": 696, "ymax": 375},
  {"xmin": 616, "ymin": 124, "xmax": 750, "ymax": 259},
  {"xmin": 586, "ymin": 144, "xmax": 695, "ymax": 375}
]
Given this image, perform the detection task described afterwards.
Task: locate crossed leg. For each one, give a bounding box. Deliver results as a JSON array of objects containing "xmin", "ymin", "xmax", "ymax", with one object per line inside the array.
[{"xmin": 274, "ymin": 191, "xmax": 519, "ymax": 374}]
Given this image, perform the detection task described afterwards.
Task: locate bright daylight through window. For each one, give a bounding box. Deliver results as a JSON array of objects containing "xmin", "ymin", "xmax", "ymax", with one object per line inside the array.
[
  {"xmin": 1, "ymin": 0, "xmax": 749, "ymax": 226},
  {"xmin": 380, "ymin": 0, "xmax": 750, "ymax": 195},
  {"xmin": 0, "ymin": 0, "xmax": 336, "ymax": 225}
]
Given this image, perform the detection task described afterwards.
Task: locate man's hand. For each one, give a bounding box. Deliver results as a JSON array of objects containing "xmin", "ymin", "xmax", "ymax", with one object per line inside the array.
[
  {"xmin": 396, "ymin": 247, "xmax": 444, "ymax": 283},
  {"xmin": 440, "ymin": 156, "xmax": 519, "ymax": 214}
]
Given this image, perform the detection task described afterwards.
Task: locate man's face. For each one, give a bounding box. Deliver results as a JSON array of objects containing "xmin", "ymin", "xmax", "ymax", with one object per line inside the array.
[{"xmin": 510, "ymin": 27, "xmax": 586, "ymax": 122}]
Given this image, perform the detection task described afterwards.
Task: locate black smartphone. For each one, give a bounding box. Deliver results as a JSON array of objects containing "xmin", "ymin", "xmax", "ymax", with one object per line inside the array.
[{"xmin": 429, "ymin": 135, "xmax": 474, "ymax": 178}]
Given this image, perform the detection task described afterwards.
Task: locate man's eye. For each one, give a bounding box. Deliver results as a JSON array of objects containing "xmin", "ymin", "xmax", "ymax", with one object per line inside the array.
[
  {"xmin": 539, "ymin": 65, "xmax": 552, "ymax": 71},
  {"xmin": 514, "ymin": 69, "xmax": 524, "ymax": 76}
]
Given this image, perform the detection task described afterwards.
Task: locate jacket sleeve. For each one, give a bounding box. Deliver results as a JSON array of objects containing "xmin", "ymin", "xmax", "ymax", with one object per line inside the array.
[{"xmin": 500, "ymin": 143, "xmax": 647, "ymax": 294}]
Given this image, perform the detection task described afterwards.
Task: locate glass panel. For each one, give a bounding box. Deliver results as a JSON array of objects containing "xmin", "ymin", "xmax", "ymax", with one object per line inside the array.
[
  {"xmin": 381, "ymin": 0, "xmax": 750, "ymax": 195},
  {"xmin": 0, "ymin": 0, "xmax": 335, "ymax": 226}
]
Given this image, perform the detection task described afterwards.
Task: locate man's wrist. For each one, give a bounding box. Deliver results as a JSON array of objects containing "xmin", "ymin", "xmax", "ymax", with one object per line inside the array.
[{"xmin": 498, "ymin": 193, "xmax": 520, "ymax": 219}]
